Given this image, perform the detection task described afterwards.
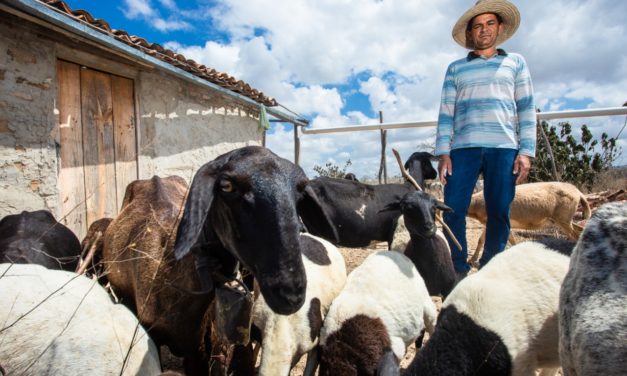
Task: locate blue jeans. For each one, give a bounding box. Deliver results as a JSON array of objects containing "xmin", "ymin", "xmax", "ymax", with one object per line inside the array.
[{"xmin": 443, "ymin": 148, "xmax": 517, "ymax": 273}]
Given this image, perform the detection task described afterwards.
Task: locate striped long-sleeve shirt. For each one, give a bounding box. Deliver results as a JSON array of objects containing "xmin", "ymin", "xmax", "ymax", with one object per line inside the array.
[{"xmin": 435, "ymin": 49, "xmax": 537, "ymax": 157}]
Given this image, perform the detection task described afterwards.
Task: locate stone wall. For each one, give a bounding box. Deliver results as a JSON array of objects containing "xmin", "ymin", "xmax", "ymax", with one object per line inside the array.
[
  {"xmin": 0, "ymin": 13, "xmax": 263, "ymax": 222},
  {"xmin": 0, "ymin": 17, "xmax": 59, "ymax": 216}
]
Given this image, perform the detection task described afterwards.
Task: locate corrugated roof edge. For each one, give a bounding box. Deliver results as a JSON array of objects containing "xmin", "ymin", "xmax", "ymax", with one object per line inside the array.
[{"xmin": 41, "ymin": 0, "xmax": 278, "ymax": 107}]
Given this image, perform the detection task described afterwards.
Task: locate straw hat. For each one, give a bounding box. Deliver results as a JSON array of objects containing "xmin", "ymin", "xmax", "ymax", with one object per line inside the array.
[{"xmin": 452, "ymin": 0, "xmax": 520, "ymax": 49}]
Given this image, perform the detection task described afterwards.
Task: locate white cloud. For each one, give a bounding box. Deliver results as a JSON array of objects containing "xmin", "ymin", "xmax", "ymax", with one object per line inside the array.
[
  {"xmin": 158, "ymin": 0, "xmax": 626, "ymax": 173},
  {"xmin": 153, "ymin": 18, "xmax": 192, "ymax": 32},
  {"xmin": 122, "ymin": 0, "xmax": 155, "ymax": 19}
]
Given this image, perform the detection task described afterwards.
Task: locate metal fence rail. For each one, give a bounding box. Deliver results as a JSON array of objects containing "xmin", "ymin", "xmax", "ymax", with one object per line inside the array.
[{"xmin": 300, "ymin": 106, "xmax": 627, "ymax": 135}]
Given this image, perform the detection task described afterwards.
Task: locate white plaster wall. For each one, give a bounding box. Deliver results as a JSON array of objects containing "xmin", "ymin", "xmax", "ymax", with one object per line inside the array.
[{"xmin": 136, "ymin": 70, "xmax": 263, "ymax": 181}]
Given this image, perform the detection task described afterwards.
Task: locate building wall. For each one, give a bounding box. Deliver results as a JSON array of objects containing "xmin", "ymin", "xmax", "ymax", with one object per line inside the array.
[
  {"xmin": 137, "ymin": 70, "xmax": 263, "ymax": 180},
  {"xmin": 0, "ymin": 14, "xmax": 263, "ymax": 223},
  {"xmin": 0, "ymin": 18, "xmax": 59, "ymax": 217}
]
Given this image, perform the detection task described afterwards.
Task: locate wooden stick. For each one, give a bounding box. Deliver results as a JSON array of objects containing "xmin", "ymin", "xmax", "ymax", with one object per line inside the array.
[
  {"xmin": 76, "ymin": 232, "xmax": 101, "ymax": 275},
  {"xmin": 392, "ymin": 149, "xmax": 462, "ymax": 251}
]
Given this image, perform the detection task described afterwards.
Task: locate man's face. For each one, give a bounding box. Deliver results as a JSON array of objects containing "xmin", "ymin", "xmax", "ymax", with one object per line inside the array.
[{"xmin": 466, "ymin": 13, "xmax": 503, "ymax": 50}]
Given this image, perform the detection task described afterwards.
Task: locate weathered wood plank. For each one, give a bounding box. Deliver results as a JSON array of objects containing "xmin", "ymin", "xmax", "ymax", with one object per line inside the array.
[
  {"xmin": 56, "ymin": 60, "xmax": 87, "ymax": 239},
  {"xmin": 111, "ymin": 75, "xmax": 138, "ymax": 210},
  {"xmin": 81, "ymin": 68, "xmax": 117, "ymax": 226}
]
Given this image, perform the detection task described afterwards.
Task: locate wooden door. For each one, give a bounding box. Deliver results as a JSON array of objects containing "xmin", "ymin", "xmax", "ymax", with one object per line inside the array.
[{"xmin": 57, "ymin": 60, "xmax": 137, "ymax": 239}]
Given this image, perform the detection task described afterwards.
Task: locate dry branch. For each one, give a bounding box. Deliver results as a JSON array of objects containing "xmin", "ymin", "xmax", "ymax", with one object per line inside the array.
[{"xmin": 391, "ymin": 149, "xmax": 462, "ymax": 251}]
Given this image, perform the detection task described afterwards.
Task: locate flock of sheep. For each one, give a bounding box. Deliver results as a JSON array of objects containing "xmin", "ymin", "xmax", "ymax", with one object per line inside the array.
[{"xmin": 0, "ymin": 145, "xmax": 625, "ymax": 376}]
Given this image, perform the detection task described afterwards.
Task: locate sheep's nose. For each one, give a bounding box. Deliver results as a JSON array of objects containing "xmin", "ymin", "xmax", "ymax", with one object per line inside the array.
[{"xmin": 263, "ymin": 277, "xmax": 306, "ymax": 315}]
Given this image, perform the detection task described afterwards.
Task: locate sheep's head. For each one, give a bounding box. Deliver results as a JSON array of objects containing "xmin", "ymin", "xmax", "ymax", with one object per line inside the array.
[
  {"xmin": 382, "ymin": 191, "xmax": 451, "ymax": 239},
  {"xmin": 404, "ymin": 152, "xmax": 438, "ymax": 188},
  {"xmin": 173, "ymin": 146, "xmax": 338, "ymax": 315}
]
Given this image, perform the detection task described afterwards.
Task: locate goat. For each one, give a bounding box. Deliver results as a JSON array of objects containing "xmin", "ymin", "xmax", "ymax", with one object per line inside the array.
[
  {"xmin": 383, "ymin": 191, "xmax": 457, "ymax": 298},
  {"xmin": 404, "ymin": 240, "xmax": 571, "ymax": 376},
  {"xmin": 301, "ymin": 152, "xmax": 437, "ymax": 249},
  {"xmin": 318, "ymin": 251, "xmax": 437, "ymax": 376},
  {"xmin": 0, "ymin": 263, "xmax": 161, "ymax": 375},
  {"xmin": 0, "ymin": 210, "xmax": 81, "ymax": 270},
  {"xmin": 468, "ymin": 181, "xmax": 592, "ymax": 265},
  {"xmin": 253, "ymin": 233, "xmax": 347, "ymax": 376},
  {"xmin": 559, "ymin": 202, "xmax": 627, "ymax": 376}
]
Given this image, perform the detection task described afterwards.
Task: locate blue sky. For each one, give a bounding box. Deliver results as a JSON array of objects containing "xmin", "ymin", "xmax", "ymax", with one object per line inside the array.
[{"xmin": 62, "ymin": 0, "xmax": 627, "ymax": 178}]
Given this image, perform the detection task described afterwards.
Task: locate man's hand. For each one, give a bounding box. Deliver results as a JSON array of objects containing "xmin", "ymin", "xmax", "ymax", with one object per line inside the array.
[
  {"xmin": 513, "ymin": 154, "xmax": 531, "ymax": 184},
  {"xmin": 438, "ymin": 155, "xmax": 452, "ymax": 185}
]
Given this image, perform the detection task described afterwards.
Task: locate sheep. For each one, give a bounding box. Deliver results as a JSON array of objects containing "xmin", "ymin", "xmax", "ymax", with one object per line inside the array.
[
  {"xmin": 403, "ymin": 240, "xmax": 572, "ymax": 376},
  {"xmin": 468, "ymin": 181, "xmax": 592, "ymax": 265},
  {"xmin": 559, "ymin": 202, "xmax": 627, "ymax": 376},
  {"xmin": 0, "ymin": 263, "xmax": 161, "ymax": 375},
  {"xmin": 383, "ymin": 191, "xmax": 457, "ymax": 298},
  {"xmin": 104, "ymin": 146, "xmax": 337, "ymax": 374},
  {"xmin": 0, "ymin": 210, "xmax": 81, "ymax": 270},
  {"xmin": 252, "ymin": 233, "xmax": 347, "ymax": 376},
  {"xmin": 318, "ymin": 250, "xmax": 437, "ymax": 376},
  {"xmin": 77, "ymin": 217, "xmax": 112, "ymax": 276},
  {"xmin": 301, "ymin": 152, "xmax": 437, "ymax": 249},
  {"xmin": 174, "ymin": 145, "xmax": 338, "ymax": 315}
]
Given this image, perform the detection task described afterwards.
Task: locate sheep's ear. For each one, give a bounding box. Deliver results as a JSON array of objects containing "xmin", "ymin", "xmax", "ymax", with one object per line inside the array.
[
  {"xmin": 299, "ymin": 185, "xmax": 340, "ymax": 244},
  {"xmin": 376, "ymin": 348, "xmax": 400, "ymax": 376},
  {"xmin": 174, "ymin": 161, "xmax": 220, "ymax": 260},
  {"xmin": 435, "ymin": 200, "xmax": 453, "ymax": 213},
  {"xmin": 379, "ymin": 201, "xmax": 401, "ymax": 213}
]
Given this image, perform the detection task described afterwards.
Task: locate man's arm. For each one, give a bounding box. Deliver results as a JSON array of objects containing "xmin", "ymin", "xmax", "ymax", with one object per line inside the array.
[
  {"xmin": 513, "ymin": 55, "xmax": 536, "ymax": 184},
  {"xmin": 435, "ymin": 64, "xmax": 457, "ymax": 184}
]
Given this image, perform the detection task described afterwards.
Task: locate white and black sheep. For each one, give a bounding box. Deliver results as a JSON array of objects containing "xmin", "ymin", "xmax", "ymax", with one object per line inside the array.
[
  {"xmin": 318, "ymin": 250, "xmax": 437, "ymax": 376},
  {"xmin": 404, "ymin": 240, "xmax": 572, "ymax": 376},
  {"xmin": 252, "ymin": 233, "xmax": 347, "ymax": 376},
  {"xmin": 559, "ymin": 202, "xmax": 627, "ymax": 376},
  {"xmin": 384, "ymin": 190, "xmax": 457, "ymax": 298},
  {"xmin": 0, "ymin": 263, "xmax": 161, "ymax": 375}
]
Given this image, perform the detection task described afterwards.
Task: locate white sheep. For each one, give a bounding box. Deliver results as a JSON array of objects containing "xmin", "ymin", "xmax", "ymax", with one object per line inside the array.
[
  {"xmin": 0, "ymin": 263, "xmax": 161, "ymax": 375},
  {"xmin": 252, "ymin": 233, "xmax": 347, "ymax": 376},
  {"xmin": 559, "ymin": 202, "xmax": 627, "ymax": 376},
  {"xmin": 404, "ymin": 240, "xmax": 571, "ymax": 376},
  {"xmin": 468, "ymin": 181, "xmax": 591, "ymax": 265},
  {"xmin": 318, "ymin": 250, "xmax": 437, "ymax": 376}
]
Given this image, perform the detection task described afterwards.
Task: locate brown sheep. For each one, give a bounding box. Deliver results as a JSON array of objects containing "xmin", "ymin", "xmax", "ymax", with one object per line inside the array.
[
  {"xmin": 468, "ymin": 181, "xmax": 591, "ymax": 265},
  {"xmin": 102, "ymin": 175, "xmax": 214, "ymax": 374},
  {"xmin": 77, "ymin": 217, "xmax": 112, "ymax": 276}
]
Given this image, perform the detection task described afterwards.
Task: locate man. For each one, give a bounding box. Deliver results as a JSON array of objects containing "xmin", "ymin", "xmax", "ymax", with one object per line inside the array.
[{"xmin": 435, "ymin": 0, "xmax": 536, "ymax": 279}]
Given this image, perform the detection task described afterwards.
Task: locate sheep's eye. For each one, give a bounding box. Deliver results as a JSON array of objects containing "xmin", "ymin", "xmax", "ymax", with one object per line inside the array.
[{"xmin": 219, "ymin": 179, "xmax": 234, "ymax": 193}]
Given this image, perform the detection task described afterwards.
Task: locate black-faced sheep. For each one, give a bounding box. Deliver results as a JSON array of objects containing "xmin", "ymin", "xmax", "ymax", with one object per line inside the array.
[
  {"xmin": 383, "ymin": 191, "xmax": 457, "ymax": 298},
  {"xmin": 468, "ymin": 181, "xmax": 591, "ymax": 265},
  {"xmin": 318, "ymin": 251, "xmax": 437, "ymax": 376},
  {"xmin": 174, "ymin": 146, "xmax": 338, "ymax": 316},
  {"xmin": 404, "ymin": 240, "xmax": 571, "ymax": 376},
  {"xmin": 0, "ymin": 263, "xmax": 161, "ymax": 375},
  {"xmin": 559, "ymin": 202, "xmax": 627, "ymax": 376},
  {"xmin": 301, "ymin": 152, "xmax": 437, "ymax": 249},
  {"xmin": 0, "ymin": 210, "xmax": 81, "ymax": 270},
  {"xmin": 253, "ymin": 233, "xmax": 347, "ymax": 376}
]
